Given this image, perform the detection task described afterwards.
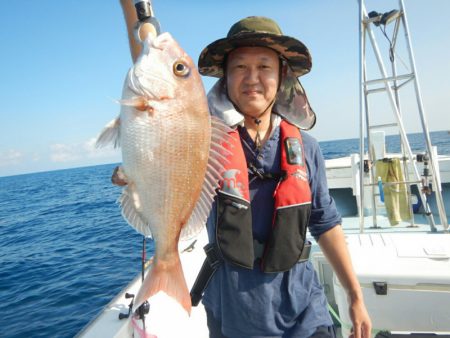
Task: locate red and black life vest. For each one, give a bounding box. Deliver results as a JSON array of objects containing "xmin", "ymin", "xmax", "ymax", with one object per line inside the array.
[{"xmin": 216, "ymin": 120, "xmax": 312, "ymax": 273}]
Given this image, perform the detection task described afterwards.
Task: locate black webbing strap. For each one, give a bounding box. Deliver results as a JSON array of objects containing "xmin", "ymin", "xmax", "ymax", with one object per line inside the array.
[
  {"xmin": 247, "ymin": 162, "xmax": 283, "ymax": 181},
  {"xmin": 190, "ymin": 243, "xmax": 223, "ymax": 307},
  {"xmin": 190, "ymin": 241, "xmax": 312, "ymax": 306}
]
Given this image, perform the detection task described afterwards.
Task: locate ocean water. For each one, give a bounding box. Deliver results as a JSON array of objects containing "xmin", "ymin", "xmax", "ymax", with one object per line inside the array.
[
  {"xmin": 0, "ymin": 165, "xmax": 143, "ymax": 338},
  {"xmin": 0, "ymin": 130, "xmax": 449, "ymax": 338}
]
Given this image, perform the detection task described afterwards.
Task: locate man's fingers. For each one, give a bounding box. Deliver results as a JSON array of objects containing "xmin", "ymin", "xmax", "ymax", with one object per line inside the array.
[
  {"xmin": 363, "ymin": 323, "xmax": 372, "ymax": 338},
  {"xmin": 352, "ymin": 323, "xmax": 372, "ymax": 338},
  {"xmin": 353, "ymin": 323, "xmax": 362, "ymax": 338},
  {"xmin": 111, "ymin": 166, "xmax": 128, "ymax": 186}
]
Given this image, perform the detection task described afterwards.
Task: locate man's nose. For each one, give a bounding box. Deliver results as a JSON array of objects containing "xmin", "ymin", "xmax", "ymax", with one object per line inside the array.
[{"xmin": 244, "ymin": 67, "xmax": 260, "ymax": 83}]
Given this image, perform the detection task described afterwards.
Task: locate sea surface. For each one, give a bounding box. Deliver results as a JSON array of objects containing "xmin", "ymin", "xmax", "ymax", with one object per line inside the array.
[{"xmin": 0, "ymin": 130, "xmax": 449, "ymax": 338}]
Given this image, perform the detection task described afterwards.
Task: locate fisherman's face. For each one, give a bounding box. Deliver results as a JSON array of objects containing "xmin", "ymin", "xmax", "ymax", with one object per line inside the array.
[{"xmin": 226, "ymin": 47, "xmax": 280, "ymax": 117}]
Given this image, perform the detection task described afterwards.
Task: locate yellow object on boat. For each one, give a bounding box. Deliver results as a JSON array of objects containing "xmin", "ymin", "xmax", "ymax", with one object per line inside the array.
[{"xmin": 376, "ymin": 158, "xmax": 412, "ymax": 225}]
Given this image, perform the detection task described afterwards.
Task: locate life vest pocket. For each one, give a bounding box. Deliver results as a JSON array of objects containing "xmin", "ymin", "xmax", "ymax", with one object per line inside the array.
[
  {"xmin": 262, "ymin": 203, "xmax": 311, "ymax": 273},
  {"xmin": 216, "ymin": 190, "xmax": 254, "ymax": 269}
]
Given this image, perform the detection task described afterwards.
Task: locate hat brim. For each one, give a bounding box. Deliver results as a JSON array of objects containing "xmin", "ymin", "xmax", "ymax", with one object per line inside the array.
[{"xmin": 198, "ymin": 32, "xmax": 312, "ymax": 78}]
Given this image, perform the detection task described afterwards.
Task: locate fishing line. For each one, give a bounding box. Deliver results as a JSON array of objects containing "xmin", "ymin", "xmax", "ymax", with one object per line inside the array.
[{"xmin": 141, "ymin": 236, "xmax": 146, "ymax": 282}]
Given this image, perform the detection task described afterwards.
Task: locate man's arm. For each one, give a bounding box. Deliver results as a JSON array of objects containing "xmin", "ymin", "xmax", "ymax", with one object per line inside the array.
[
  {"xmin": 120, "ymin": 0, "xmax": 158, "ymax": 62},
  {"xmin": 318, "ymin": 225, "xmax": 372, "ymax": 338}
]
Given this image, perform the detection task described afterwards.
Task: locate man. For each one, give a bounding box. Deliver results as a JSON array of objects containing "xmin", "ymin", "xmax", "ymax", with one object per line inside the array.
[{"xmin": 119, "ymin": 2, "xmax": 371, "ymax": 337}]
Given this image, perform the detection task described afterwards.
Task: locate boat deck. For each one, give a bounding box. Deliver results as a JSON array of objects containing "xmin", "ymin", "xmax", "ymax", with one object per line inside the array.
[
  {"xmin": 76, "ymin": 231, "xmax": 210, "ymax": 338},
  {"xmin": 340, "ymin": 214, "xmax": 448, "ymax": 235}
]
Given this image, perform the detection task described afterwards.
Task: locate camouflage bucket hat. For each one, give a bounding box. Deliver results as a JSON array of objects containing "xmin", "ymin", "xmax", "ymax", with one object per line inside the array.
[{"xmin": 198, "ymin": 16, "xmax": 312, "ymax": 78}]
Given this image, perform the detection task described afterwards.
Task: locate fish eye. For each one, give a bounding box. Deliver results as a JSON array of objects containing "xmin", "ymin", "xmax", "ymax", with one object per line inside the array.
[{"xmin": 173, "ymin": 61, "xmax": 190, "ymax": 77}]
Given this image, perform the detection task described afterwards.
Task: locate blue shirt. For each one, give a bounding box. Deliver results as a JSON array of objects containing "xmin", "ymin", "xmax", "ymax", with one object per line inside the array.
[{"xmin": 203, "ymin": 123, "xmax": 341, "ymax": 338}]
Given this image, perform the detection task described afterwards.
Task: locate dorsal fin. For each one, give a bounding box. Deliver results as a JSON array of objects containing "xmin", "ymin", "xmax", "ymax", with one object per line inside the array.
[{"xmin": 180, "ymin": 116, "xmax": 232, "ymax": 240}]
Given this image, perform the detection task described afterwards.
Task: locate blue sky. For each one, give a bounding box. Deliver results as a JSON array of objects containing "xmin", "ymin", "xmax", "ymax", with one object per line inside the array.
[{"xmin": 1, "ymin": 0, "xmax": 449, "ymax": 177}]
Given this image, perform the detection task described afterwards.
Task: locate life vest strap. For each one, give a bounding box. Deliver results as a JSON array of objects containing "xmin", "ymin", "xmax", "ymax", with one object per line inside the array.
[
  {"xmin": 190, "ymin": 241, "xmax": 312, "ymax": 306},
  {"xmin": 247, "ymin": 161, "xmax": 284, "ymax": 181},
  {"xmin": 190, "ymin": 243, "xmax": 222, "ymax": 307}
]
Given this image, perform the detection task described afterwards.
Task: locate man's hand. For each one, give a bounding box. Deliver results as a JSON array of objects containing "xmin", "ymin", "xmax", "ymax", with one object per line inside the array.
[
  {"xmin": 111, "ymin": 166, "xmax": 128, "ymax": 186},
  {"xmin": 317, "ymin": 226, "xmax": 372, "ymax": 337},
  {"xmin": 348, "ymin": 295, "xmax": 372, "ymax": 338}
]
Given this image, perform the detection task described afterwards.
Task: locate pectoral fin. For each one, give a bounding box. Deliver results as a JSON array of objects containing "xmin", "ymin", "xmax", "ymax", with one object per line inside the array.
[
  {"xmin": 96, "ymin": 117, "xmax": 120, "ymax": 148},
  {"xmin": 118, "ymin": 97, "xmax": 154, "ymax": 116}
]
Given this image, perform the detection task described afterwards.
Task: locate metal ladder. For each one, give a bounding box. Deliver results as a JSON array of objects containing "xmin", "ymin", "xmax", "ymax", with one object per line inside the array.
[{"xmin": 357, "ymin": 0, "xmax": 448, "ymax": 232}]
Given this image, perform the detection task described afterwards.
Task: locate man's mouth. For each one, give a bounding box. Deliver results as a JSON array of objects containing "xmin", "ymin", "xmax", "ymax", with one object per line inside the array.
[{"xmin": 243, "ymin": 89, "xmax": 261, "ymax": 96}]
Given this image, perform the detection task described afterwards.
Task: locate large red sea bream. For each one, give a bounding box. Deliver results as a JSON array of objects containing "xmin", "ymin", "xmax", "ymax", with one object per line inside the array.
[{"xmin": 96, "ymin": 32, "xmax": 228, "ymax": 314}]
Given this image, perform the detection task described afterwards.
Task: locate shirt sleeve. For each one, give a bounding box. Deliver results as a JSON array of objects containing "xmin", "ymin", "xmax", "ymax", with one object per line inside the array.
[{"xmin": 302, "ymin": 132, "xmax": 342, "ymax": 240}]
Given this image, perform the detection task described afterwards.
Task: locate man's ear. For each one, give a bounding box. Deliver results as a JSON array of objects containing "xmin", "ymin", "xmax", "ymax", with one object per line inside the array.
[
  {"xmin": 278, "ymin": 59, "xmax": 288, "ymax": 91},
  {"xmin": 281, "ymin": 60, "xmax": 289, "ymax": 78}
]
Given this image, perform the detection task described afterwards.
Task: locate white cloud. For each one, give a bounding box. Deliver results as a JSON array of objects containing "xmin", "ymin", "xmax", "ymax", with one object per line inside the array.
[
  {"xmin": 32, "ymin": 153, "xmax": 41, "ymax": 162},
  {"xmin": 50, "ymin": 143, "xmax": 81, "ymax": 163},
  {"xmin": 0, "ymin": 149, "xmax": 23, "ymax": 167},
  {"xmin": 49, "ymin": 138, "xmax": 120, "ymax": 163}
]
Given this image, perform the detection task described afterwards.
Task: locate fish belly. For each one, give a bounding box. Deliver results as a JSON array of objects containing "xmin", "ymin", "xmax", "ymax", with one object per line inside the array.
[{"xmin": 121, "ymin": 109, "xmax": 209, "ymax": 242}]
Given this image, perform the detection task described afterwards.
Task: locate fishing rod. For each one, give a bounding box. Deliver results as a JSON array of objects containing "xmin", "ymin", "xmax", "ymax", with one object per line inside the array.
[
  {"xmin": 117, "ymin": 1, "xmax": 160, "ymax": 331},
  {"xmin": 130, "ymin": 4, "xmax": 159, "ymax": 335},
  {"xmin": 133, "ymin": 1, "xmax": 162, "ymax": 332}
]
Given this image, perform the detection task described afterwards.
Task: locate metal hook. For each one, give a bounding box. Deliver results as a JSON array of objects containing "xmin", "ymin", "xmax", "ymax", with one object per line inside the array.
[{"xmin": 133, "ymin": 17, "xmax": 162, "ymax": 45}]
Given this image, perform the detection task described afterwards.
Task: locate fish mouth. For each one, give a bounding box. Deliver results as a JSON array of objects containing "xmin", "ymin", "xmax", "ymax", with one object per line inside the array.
[{"xmin": 151, "ymin": 32, "xmax": 174, "ymax": 51}]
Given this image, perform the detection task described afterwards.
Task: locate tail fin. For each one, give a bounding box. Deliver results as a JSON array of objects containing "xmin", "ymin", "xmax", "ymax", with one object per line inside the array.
[{"xmin": 133, "ymin": 253, "xmax": 191, "ymax": 315}]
